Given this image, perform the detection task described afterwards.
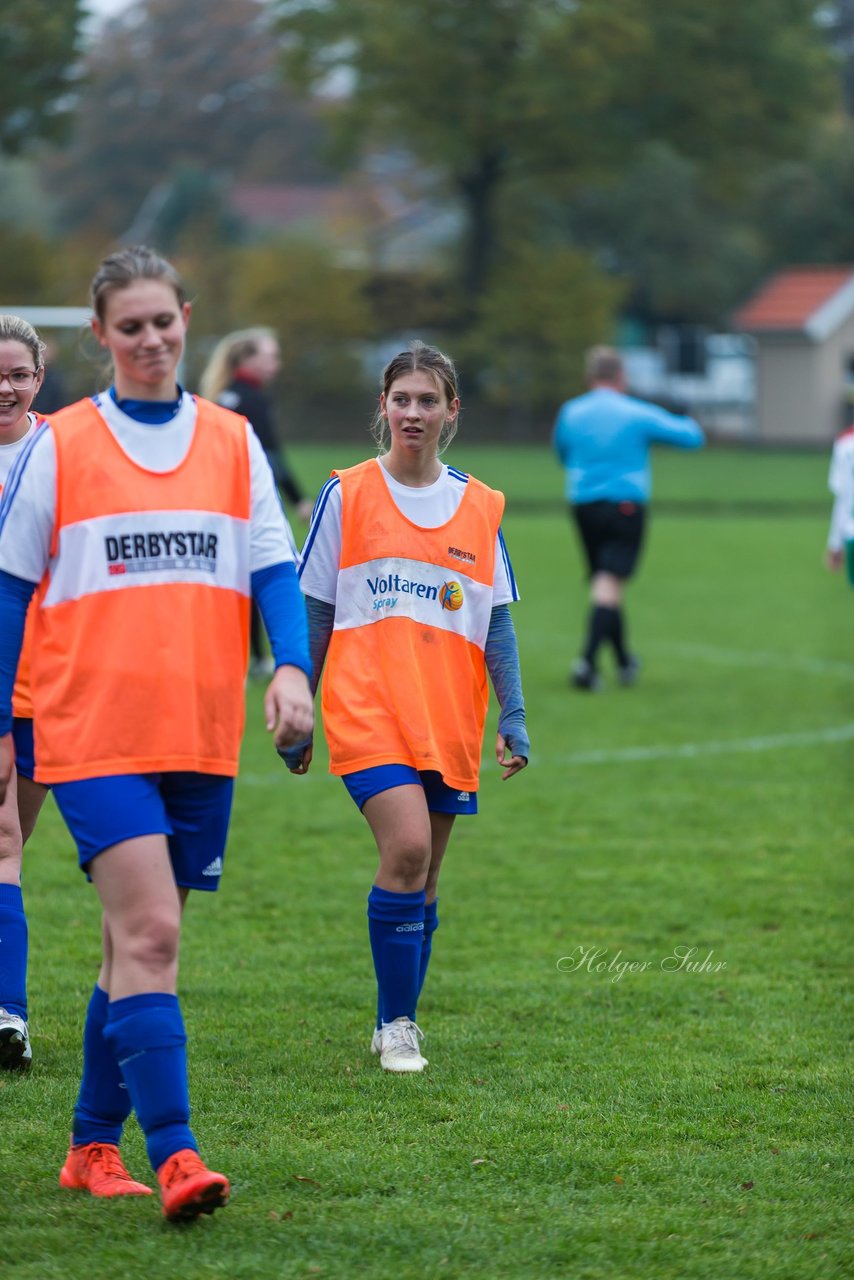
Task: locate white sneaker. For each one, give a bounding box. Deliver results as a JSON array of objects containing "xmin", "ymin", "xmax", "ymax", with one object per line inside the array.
[
  {"xmin": 370, "ymin": 1026, "xmax": 382, "ymax": 1055},
  {"xmin": 377, "ymin": 1017, "xmax": 428, "ymax": 1073},
  {"xmin": 0, "ymin": 1008, "xmax": 32, "ymax": 1072}
]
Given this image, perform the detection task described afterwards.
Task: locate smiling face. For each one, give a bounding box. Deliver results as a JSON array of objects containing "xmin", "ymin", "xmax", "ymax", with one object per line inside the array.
[
  {"xmin": 92, "ymin": 278, "xmax": 191, "ymax": 400},
  {"xmin": 380, "ymin": 370, "xmax": 459, "ymax": 463},
  {"xmin": 0, "ymin": 338, "xmax": 43, "ymax": 444}
]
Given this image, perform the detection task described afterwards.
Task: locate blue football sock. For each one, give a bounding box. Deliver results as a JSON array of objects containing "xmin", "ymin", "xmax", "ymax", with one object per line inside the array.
[
  {"xmin": 72, "ymin": 984, "xmax": 133, "ymax": 1147},
  {"xmin": 418, "ymin": 898, "xmax": 439, "ymax": 1002},
  {"xmin": 367, "ymin": 886, "xmax": 425, "ymax": 1024},
  {"xmin": 103, "ymin": 992, "xmax": 198, "ymax": 1173},
  {"xmin": 0, "ymin": 883, "xmax": 28, "ymax": 1020}
]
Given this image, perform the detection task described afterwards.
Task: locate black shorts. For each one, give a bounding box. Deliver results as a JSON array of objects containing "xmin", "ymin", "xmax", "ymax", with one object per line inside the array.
[{"xmin": 571, "ymin": 500, "xmax": 646, "ymax": 580}]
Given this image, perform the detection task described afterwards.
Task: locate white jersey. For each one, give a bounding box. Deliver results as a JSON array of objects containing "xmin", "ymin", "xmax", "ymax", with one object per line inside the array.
[
  {"xmin": 827, "ymin": 430, "xmax": 854, "ymax": 552},
  {"xmin": 0, "ymin": 393, "xmax": 297, "ymax": 584},
  {"xmin": 0, "ymin": 413, "xmax": 38, "ymax": 491},
  {"xmin": 299, "ymin": 457, "xmax": 519, "ymax": 606}
]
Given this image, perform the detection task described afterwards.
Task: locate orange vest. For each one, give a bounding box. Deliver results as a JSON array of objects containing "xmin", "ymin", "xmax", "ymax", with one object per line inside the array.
[
  {"xmin": 323, "ymin": 460, "xmax": 504, "ymax": 792},
  {"xmin": 30, "ymin": 397, "xmax": 252, "ymax": 783}
]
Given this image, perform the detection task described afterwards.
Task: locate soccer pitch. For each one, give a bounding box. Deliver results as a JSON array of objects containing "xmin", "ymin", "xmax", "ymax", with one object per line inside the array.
[{"xmin": 3, "ymin": 445, "xmax": 851, "ymax": 1279}]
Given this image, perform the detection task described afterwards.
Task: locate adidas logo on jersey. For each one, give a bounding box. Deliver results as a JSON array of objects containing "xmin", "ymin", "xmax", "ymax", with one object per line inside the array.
[{"xmin": 202, "ymin": 856, "xmax": 223, "ymax": 877}]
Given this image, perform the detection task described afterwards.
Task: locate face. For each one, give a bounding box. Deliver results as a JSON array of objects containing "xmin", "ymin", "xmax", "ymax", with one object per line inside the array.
[
  {"xmin": 380, "ymin": 370, "xmax": 458, "ymax": 459},
  {"xmin": 92, "ymin": 278, "xmax": 191, "ymax": 399},
  {"xmin": 241, "ymin": 336, "xmax": 281, "ymax": 384},
  {"xmin": 0, "ymin": 339, "xmax": 43, "ymax": 444}
]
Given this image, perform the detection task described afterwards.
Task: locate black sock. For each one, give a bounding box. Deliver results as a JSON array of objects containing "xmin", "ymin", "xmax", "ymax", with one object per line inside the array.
[
  {"xmin": 582, "ymin": 605, "xmax": 611, "ymax": 667},
  {"xmin": 609, "ymin": 606, "xmax": 629, "ymax": 666}
]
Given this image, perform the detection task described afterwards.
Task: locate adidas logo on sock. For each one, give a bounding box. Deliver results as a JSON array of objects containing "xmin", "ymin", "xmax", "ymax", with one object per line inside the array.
[
  {"xmin": 202, "ymin": 856, "xmax": 223, "ymax": 877},
  {"xmin": 394, "ymin": 922, "xmax": 424, "ymax": 933}
]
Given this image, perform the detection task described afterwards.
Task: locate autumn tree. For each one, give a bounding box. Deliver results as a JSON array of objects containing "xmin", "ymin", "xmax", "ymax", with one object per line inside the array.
[
  {"xmin": 50, "ymin": 0, "xmax": 331, "ymax": 237},
  {"xmin": 277, "ymin": 0, "xmax": 832, "ymax": 314},
  {"xmin": 0, "ymin": 1, "xmax": 85, "ymax": 153}
]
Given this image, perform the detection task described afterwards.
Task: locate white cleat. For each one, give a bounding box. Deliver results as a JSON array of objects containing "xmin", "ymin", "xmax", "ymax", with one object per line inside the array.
[
  {"xmin": 370, "ymin": 1027, "xmax": 382, "ymax": 1055},
  {"xmin": 377, "ymin": 1017, "xmax": 428, "ymax": 1073},
  {"xmin": 0, "ymin": 1008, "xmax": 32, "ymax": 1072}
]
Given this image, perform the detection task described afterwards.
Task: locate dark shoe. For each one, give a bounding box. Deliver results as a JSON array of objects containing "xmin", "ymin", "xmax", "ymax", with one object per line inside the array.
[
  {"xmin": 618, "ymin": 655, "xmax": 641, "ymax": 687},
  {"xmin": 570, "ymin": 658, "xmax": 603, "ymax": 691}
]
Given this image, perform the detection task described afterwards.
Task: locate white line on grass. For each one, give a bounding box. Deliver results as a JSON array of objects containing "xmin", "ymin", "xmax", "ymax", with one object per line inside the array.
[
  {"xmin": 553, "ymin": 723, "xmax": 854, "ymax": 767},
  {"xmin": 241, "ymin": 722, "xmax": 854, "ymax": 784},
  {"xmin": 652, "ymin": 641, "xmax": 854, "ymax": 681}
]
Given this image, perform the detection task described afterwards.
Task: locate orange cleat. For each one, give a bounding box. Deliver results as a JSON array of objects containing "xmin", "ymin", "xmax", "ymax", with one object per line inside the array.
[
  {"xmin": 157, "ymin": 1148, "xmax": 230, "ymax": 1222},
  {"xmin": 59, "ymin": 1141, "xmax": 153, "ymax": 1197}
]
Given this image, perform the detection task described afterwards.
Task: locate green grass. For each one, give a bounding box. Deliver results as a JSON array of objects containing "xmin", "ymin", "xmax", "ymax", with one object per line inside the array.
[{"xmin": 2, "ymin": 447, "xmax": 851, "ymax": 1279}]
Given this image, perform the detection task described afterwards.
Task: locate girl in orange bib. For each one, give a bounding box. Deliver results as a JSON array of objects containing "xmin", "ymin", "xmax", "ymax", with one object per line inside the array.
[
  {"xmin": 285, "ymin": 341, "xmax": 529, "ymax": 1072},
  {"xmin": 0, "ymin": 247, "xmax": 313, "ymax": 1218}
]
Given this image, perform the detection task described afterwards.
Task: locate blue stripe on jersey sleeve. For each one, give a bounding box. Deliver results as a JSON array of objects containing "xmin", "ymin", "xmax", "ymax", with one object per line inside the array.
[
  {"xmin": 447, "ymin": 466, "xmax": 469, "ymax": 484},
  {"xmin": 298, "ymin": 475, "xmax": 340, "ymax": 579},
  {"xmin": 497, "ymin": 526, "xmax": 519, "ymax": 601},
  {"xmin": 0, "ymin": 423, "xmax": 48, "ymax": 540}
]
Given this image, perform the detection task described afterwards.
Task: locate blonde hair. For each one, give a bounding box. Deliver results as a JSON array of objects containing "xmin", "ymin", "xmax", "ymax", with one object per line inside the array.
[
  {"xmin": 371, "ymin": 340, "xmax": 460, "ymax": 454},
  {"xmin": 0, "ymin": 314, "xmax": 46, "ymax": 370},
  {"xmin": 199, "ymin": 327, "xmax": 278, "ymax": 402}
]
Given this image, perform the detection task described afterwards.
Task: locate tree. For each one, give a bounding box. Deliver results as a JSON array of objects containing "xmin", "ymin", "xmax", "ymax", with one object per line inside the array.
[
  {"xmin": 0, "ymin": 1, "xmax": 85, "ymax": 153},
  {"xmin": 276, "ymin": 0, "xmax": 832, "ymax": 312},
  {"xmin": 49, "ymin": 0, "xmax": 331, "ymax": 236}
]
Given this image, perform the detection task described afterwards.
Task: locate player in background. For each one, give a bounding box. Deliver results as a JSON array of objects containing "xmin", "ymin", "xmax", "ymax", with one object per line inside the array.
[
  {"xmin": 283, "ymin": 341, "xmax": 528, "ymax": 1073},
  {"xmin": 0, "ymin": 247, "xmax": 313, "ymax": 1220},
  {"xmin": 0, "ymin": 315, "xmax": 50, "ymax": 1072},
  {"xmin": 200, "ymin": 328, "xmax": 313, "ymax": 677},
  {"xmin": 825, "ymin": 425, "xmax": 854, "ymax": 585},
  {"xmin": 553, "ymin": 346, "xmax": 705, "ymax": 690}
]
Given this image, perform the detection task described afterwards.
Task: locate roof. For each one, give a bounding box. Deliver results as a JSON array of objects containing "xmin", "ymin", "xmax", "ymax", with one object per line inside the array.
[{"xmin": 734, "ymin": 267, "xmax": 854, "ymax": 342}]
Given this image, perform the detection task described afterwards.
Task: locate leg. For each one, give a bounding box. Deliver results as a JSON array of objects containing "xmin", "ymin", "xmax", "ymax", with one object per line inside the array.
[
  {"xmin": 363, "ymin": 786, "xmax": 431, "ymax": 1071},
  {"xmin": 17, "ymin": 775, "xmax": 48, "ymax": 848},
  {"xmin": 0, "ymin": 767, "xmax": 29, "ymax": 1068},
  {"xmin": 419, "ymin": 812, "xmax": 455, "ymax": 1002}
]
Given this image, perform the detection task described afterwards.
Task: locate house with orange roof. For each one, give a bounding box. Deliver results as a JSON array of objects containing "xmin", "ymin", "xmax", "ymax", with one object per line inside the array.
[{"xmin": 734, "ymin": 267, "xmax": 854, "ymax": 443}]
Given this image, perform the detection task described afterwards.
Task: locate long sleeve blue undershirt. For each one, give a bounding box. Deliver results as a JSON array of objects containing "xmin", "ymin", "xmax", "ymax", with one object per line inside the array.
[
  {"xmin": 279, "ymin": 596, "xmax": 529, "ymax": 767},
  {"xmin": 0, "ymin": 569, "xmax": 36, "ymax": 734}
]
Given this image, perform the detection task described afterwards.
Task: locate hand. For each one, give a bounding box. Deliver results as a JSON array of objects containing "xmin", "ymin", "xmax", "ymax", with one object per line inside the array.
[
  {"xmin": 0, "ymin": 732, "xmax": 14, "ymax": 806},
  {"xmin": 297, "ymin": 498, "xmax": 313, "ymax": 524},
  {"xmin": 264, "ymin": 665, "xmax": 314, "ymax": 749},
  {"xmin": 282, "ymin": 742, "xmax": 313, "ymax": 775},
  {"xmin": 826, "ymin": 548, "xmax": 843, "ymax": 571},
  {"xmin": 496, "ymin": 732, "xmax": 527, "ymax": 781}
]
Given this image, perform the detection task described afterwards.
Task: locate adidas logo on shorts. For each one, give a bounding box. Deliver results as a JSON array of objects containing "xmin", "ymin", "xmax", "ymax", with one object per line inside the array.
[
  {"xmin": 202, "ymin": 856, "xmax": 223, "ymax": 877},
  {"xmin": 457, "ymin": 792, "xmax": 470, "ymax": 802}
]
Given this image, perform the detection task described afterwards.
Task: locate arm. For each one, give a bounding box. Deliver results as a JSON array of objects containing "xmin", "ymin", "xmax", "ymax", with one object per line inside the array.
[
  {"xmin": 0, "ymin": 570, "xmax": 36, "ymax": 803},
  {"xmin": 645, "ymin": 403, "xmax": 705, "ymax": 450},
  {"xmin": 484, "ymin": 603, "xmax": 529, "ymax": 780},
  {"xmin": 277, "ymin": 594, "xmax": 335, "ymax": 772},
  {"xmin": 826, "ymin": 440, "xmax": 853, "ymax": 566}
]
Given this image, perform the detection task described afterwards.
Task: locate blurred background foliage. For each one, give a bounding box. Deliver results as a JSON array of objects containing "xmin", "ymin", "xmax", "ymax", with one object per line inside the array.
[{"xmin": 2, "ymin": 0, "xmax": 854, "ymax": 427}]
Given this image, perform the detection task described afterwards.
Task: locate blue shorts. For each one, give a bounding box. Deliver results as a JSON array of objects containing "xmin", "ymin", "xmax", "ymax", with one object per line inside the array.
[
  {"xmin": 12, "ymin": 718, "xmax": 39, "ymax": 783},
  {"xmin": 51, "ymin": 772, "xmax": 234, "ymax": 890},
  {"xmin": 342, "ymin": 765, "xmax": 477, "ymax": 815}
]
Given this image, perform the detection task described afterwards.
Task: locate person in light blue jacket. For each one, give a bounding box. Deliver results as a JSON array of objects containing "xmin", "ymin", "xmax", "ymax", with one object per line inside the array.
[{"xmin": 553, "ymin": 346, "xmax": 704, "ymax": 689}]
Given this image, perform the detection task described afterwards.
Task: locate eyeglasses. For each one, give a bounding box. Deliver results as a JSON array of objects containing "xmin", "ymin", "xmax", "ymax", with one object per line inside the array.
[{"xmin": 0, "ymin": 370, "xmax": 38, "ymax": 389}]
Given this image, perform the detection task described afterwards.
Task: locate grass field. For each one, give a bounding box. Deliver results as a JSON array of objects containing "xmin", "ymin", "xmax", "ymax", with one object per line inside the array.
[{"xmin": 2, "ymin": 446, "xmax": 851, "ymax": 1279}]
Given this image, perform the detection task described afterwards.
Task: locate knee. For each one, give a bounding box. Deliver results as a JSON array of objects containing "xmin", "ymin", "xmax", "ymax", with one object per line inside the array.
[
  {"xmin": 118, "ymin": 910, "xmax": 181, "ymax": 974},
  {"xmin": 380, "ymin": 836, "xmax": 431, "ymax": 891},
  {"xmin": 0, "ymin": 812, "xmax": 23, "ymax": 882}
]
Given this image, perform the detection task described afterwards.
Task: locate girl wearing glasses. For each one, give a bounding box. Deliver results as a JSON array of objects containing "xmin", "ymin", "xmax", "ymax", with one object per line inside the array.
[{"xmin": 0, "ymin": 315, "xmax": 50, "ymax": 1074}]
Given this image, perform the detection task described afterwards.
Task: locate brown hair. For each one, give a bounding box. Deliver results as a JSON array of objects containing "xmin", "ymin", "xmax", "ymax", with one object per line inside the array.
[
  {"xmin": 90, "ymin": 245, "xmax": 187, "ymax": 322},
  {"xmin": 0, "ymin": 314, "xmax": 46, "ymax": 370},
  {"xmin": 372, "ymin": 340, "xmax": 460, "ymax": 454}
]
